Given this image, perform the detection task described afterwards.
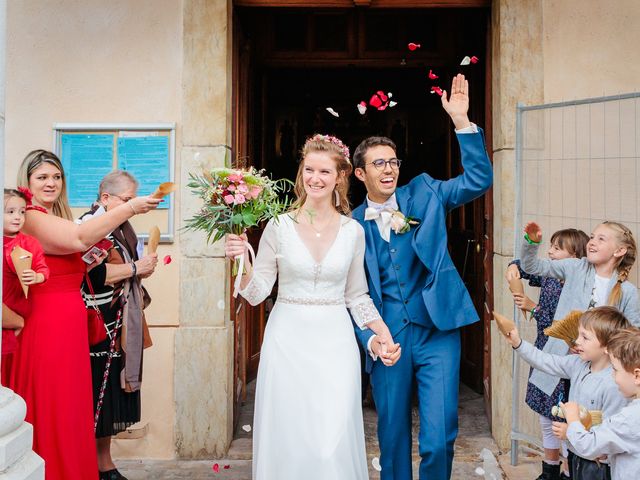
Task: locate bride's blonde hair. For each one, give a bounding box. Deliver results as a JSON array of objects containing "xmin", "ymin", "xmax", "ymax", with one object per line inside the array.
[{"xmin": 291, "ymin": 134, "xmax": 352, "ymax": 216}]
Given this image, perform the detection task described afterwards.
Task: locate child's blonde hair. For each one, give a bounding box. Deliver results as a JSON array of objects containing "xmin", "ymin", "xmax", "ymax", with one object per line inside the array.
[
  {"xmin": 607, "ymin": 327, "xmax": 640, "ymax": 373},
  {"xmin": 580, "ymin": 306, "xmax": 631, "ymax": 347},
  {"xmin": 601, "ymin": 221, "xmax": 637, "ymax": 306}
]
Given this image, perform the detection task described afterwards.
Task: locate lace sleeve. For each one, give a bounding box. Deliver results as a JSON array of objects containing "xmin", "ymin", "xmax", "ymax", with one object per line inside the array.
[
  {"xmin": 237, "ymin": 220, "xmax": 279, "ymax": 306},
  {"xmin": 345, "ymin": 222, "xmax": 382, "ymax": 329}
]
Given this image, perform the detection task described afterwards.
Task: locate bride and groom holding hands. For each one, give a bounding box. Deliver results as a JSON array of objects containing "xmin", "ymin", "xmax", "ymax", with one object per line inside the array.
[{"xmin": 225, "ymin": 74, "xmax": 493, "ymax": 480}]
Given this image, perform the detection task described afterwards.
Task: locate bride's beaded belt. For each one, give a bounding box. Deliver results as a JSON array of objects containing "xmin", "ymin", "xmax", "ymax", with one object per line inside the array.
[{"xmin": 277, "ymin": 296, "xmax": 344, "ymax": 306}]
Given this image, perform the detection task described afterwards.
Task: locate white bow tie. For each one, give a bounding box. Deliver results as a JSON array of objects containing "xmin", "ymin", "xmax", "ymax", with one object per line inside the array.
[{"xmin": 364, "ymin": 207, "xmax": 393, "ymax": 242}]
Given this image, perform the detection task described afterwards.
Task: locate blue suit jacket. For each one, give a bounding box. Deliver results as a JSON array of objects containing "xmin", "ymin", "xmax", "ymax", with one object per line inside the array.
[{"xmin": 352, "ymin": 130, "xmax": 493, "ymax": 351}]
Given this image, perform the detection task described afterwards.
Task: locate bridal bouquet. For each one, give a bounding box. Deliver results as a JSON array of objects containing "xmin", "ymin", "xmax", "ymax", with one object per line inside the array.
[{"xmin": 184, "ymin": 167, "xmax": 292, "ymax": 274}]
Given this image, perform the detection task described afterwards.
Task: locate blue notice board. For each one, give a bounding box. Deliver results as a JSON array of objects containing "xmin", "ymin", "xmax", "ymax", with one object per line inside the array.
[
  {"xmin": 61, "ymin": 134, "xmax": 114, "ymax": 207},
  {"xmin": 118, "ymin": 135, "xmax": 170, "ymax": 209}
]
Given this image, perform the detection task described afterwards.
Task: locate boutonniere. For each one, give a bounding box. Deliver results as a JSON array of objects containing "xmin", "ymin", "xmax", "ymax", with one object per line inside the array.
[{"xmin": 389, "ymin": 210, "xmax": 420, "ymax": 235}]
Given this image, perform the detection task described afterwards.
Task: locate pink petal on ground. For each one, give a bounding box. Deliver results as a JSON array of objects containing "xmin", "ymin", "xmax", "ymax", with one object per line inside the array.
[{"xmin": 163, "ymin": 255, "xmax": 172, "ymax": 265}]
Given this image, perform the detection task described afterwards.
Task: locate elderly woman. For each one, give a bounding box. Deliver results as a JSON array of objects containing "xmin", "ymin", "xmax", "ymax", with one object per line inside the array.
[
  {"xmin": 12, "ymin": 150, "xmax": 160, "ymax": 480},
  {"xmin": 79, "ymin": 171, "xmax": 158, "ymax": 480}
]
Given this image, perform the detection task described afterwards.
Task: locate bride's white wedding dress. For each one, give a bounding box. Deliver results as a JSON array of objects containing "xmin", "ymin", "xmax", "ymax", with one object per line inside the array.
[{"xmin": 239, "ymin": 213, "xmax": 378, "ymax": 480}]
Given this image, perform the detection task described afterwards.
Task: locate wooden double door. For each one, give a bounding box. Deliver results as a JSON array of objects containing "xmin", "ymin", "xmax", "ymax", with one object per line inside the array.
[{"xmin": 231, "ymin": 3, "xmax": 493, "ymax": 427}]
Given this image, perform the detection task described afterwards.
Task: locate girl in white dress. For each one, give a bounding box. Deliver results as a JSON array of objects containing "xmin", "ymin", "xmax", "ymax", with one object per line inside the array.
[{"xmin": 226, "ymin": 134, "xmax": 400, "ymax": 480}]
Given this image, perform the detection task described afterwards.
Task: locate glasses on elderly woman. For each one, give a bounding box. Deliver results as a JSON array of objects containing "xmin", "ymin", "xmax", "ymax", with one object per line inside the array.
[
  {"xmin": 110, "ymin": 193, "xmax": 135, "ymax": 203},
  {"xmin": 365, "ymin": 158, "xmax": 402, "ymax": 170}
]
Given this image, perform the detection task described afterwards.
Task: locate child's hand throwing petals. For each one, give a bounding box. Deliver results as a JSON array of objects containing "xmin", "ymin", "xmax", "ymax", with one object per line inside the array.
[
  {"xmin": 505, "ymin": 328, "xmax": 522, "ymax": 348},
  {"xmin": 524, "ymin": 222, "xmax": 542, "ymax": 243},
  {"xmin": 551, "ymin": 420, "xmax": 568, "ymax": 440}
]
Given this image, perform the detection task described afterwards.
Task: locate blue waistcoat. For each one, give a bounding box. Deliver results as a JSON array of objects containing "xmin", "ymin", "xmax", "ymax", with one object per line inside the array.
[{"xmin": 370, "ymin": 223, "xmax": 433, "ymax": 336}]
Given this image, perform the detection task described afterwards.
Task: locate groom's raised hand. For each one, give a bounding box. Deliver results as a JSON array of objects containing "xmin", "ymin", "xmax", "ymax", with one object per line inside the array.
[{"xmin": 441, "ymin": 73, "xmax": 471, "ymax": 130}]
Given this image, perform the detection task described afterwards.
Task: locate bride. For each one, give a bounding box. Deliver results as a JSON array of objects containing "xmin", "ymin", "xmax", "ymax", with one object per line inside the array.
[{"xmin": 225, "ymin": 134, "xmax": 401, "ymax": 479}]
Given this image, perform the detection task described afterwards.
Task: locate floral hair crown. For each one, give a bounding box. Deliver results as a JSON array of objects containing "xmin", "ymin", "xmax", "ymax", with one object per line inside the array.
[{"xmin": 309, "ymin": 134, "xmax": 350, "ymax": 163}]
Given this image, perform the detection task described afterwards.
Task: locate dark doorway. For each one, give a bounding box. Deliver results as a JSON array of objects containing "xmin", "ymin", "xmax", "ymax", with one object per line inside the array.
[{"xmin": 232, "ymin": 5, "xmax": 492, "ymax": 425}]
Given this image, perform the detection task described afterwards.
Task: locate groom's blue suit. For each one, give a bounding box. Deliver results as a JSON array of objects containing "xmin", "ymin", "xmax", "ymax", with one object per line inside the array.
[{"xmin": 352, "ymin": 129, "xmax": 492, "ymax": 480}]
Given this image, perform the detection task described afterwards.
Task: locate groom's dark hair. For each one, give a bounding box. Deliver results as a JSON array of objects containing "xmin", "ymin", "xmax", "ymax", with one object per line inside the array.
[{"xmin": 352, "ymin": 136, "xmax": 397, "ymax": 169}]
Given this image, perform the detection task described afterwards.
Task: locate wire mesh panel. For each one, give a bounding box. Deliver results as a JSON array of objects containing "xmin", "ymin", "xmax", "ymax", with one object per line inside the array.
[{"xmin": 511, "ymin": 93, "xmax": 640, "ymax": 463}]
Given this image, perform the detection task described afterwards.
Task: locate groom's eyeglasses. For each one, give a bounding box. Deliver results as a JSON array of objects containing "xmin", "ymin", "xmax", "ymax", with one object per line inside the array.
[{"xmin": 366, "ymin": 158, "xmax": 402, "ymax": 170}]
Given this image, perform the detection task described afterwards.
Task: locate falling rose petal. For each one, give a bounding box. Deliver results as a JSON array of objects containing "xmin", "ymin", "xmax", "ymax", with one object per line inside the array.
[
  {"xmin": 242, "ymin": 424, "xmax": 252, "ymax": 432},
  {"xmin": 326, "ymin": 107, "xmax": 339, "ymax": 117},
  {"xmin": 163, "ymin": 255, "xmax": 172, "ymax": 265},
  {"xmin": 369, "ymin": 94, "xmax": 382, "ymax": 109},
  {"xmin": 389, "ymin": 101, "xmax": 398, "ymax": 107},
  {"xmin": 407, "ymin": 42, "xmax": 421, "ymax": 51},
  {"xmin": 212, "ymin": 463, "xmax": 220, "ymax": 473},
  {"xmin": 387, "ymin": 92, "xmax": 393, "ymax": 98},
  {"xmin": 428, "ymin": 69, "xmax": 439, "ymax": 80},
  {"xmin": 431, "ymin": 86, "xmax": 443, "ymax": 96},
  {"xmin": 470, "ymin": 55, "xmax": 479, "ymax": 64},
  {"xmin": 372, "ymin": 457, "xmax": 382, "ymax": 471},
  {"xmin": 223, "ymin": 465, "xmax": 231, "ymax": 470},
  {"xmin": 460, "ymin": 55, "xmax": 471, "ymax": 65},
  {"xmin": 357, "ymin": 101, "xmax": 367, "ymax": 115}
]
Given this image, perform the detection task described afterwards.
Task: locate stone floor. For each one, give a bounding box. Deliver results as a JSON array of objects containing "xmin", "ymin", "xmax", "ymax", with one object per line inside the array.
[{"xmin": 118, "ymin": 380, "xmax": 513, "ymax": 479}]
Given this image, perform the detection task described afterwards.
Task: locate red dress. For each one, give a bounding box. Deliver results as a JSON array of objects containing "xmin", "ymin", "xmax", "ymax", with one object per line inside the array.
[
  {"xmin": 10, "ymin": 251, "xmax": 98, "ymax": 480},
  {"xmin": 2, "ymin": 232, "xmax": 49, "ymax": 385}
]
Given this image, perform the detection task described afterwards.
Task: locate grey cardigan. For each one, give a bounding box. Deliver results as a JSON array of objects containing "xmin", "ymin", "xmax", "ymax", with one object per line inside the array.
[{"xmin": 518, "ymin": 238, "xmax": 640, "ymax": 394}]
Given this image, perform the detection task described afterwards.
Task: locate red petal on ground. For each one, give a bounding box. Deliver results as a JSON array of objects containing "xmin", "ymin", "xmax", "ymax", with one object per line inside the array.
[
  {"xmin": 164, "ymin": 255, "xmax": 172, "ymax": 265},
  {"xmin": 223, "ymin": 465, "xmax": 231, "ymax": 469},
  {"xmin": 212, "ymin": 463, "xmax": 220, "ymax": 473}
]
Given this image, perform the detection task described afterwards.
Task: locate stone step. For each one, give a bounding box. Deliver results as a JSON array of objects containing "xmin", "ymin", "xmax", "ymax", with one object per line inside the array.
[
  {"xmin": 0, "ymin": 451, "xmax": 44, "ymax": 480},
  {"xmin": 0, "ymin": 423, "xmax": 34, "ymax": 472}
]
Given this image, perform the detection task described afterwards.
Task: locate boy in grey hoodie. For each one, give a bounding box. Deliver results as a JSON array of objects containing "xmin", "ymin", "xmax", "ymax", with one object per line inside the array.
[
  {"xmin": 561, "ymin": 328, "xmax": 640, "ymax": 480},
  {"xmin": 503, "ymin": 307, "xmax": 630, "ymax": 479}
]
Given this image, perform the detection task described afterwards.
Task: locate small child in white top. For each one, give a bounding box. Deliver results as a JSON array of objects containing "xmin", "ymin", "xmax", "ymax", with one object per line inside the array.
[{"xmin": 561, "ymin": 328, "xmax": 640, "ymax": 480}]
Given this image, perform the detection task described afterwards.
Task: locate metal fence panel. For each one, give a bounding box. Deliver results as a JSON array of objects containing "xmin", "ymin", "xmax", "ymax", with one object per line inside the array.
[{"xmin": 511, "ymin": 93, "xmax": 640, "ymax": 464}]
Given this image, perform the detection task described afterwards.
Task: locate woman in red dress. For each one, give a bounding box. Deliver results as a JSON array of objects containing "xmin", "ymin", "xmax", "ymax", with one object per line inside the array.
[{"xmin": 11, "ymin": 150, "xmax": 160, "ymax": 480}]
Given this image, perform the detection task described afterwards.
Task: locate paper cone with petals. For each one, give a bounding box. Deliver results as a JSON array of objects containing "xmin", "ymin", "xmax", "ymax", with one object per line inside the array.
[
  {"xmin": 147, "ymin": 226, "xmax": 161, "ymax": 254},
  {"xmin": 492, "ymin": 311, "xmax": 516, "ymax": 337},
  {"xmin": 508, "ymin": 277, "xmax": 528, "ymax": 320},
  {"xmin": 552, "ymin": 404, "xmax": 593, "ymax": 430},
  {"xmin": 544, "ymin": 310, "xmax": 582, "ymax": 347},
  {"xmin": 11, "ymin": 246, "xmax": 32, "ymax": 298},
  {"xmin": 151, "ymin": 182, "xmax": 177, "ymax": 199}
]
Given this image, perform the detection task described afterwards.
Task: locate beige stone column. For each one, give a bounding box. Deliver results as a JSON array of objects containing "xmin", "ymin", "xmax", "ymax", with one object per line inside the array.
[
  {"xmin": 0, "ymin": 0, "xmax": 44, "ymax": 476},
  {"xmin": 490, "ymin": 0, "xmax": 544, "ymax": 450},
  {"xmin": 174, "ymin": 0, "xmax": 235, "ymax": 457}
]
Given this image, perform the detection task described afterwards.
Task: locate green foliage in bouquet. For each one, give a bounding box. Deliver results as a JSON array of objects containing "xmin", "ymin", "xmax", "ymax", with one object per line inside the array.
[{"xmin": 184, "ymin": 167, "xmax": 294, "ymax": 243}]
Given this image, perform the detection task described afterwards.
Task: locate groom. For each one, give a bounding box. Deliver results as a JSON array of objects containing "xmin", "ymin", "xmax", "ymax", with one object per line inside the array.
[{"xmin": 352, "ymin": 74, "xmax": 493, "ymax": 480}]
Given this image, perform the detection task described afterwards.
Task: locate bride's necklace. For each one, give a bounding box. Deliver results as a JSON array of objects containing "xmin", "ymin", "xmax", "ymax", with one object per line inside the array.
[{"xmin": 304, "ymin": 209, "xmax": 336, "ymax": 238}]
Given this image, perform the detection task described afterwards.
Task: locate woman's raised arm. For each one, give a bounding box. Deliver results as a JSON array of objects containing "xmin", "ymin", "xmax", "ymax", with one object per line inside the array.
[{"xmin": 24, "ymin": 196, "xmax": 160, "ymax": 255}]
